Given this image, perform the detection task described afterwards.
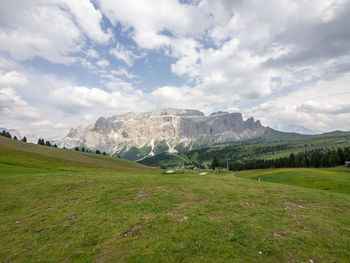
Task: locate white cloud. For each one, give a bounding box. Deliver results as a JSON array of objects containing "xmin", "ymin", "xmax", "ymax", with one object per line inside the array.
[
  {"xmin": 86, "ymin": 49, "xmax": 99, "ymax": 58},
  {"xmin": 57, "ymin": 0, "xmax": 110, "ymax": 43},
  {"xmin": 151, "ymin": 85, "xmax": 226, "ymax": 113},
  {"xmin": 1, "ymin": 0, "xmax": 350, "ymax": 137},
  {"xmin": 109, "ymin": 43, "xmax": 143, "ymax": 66},
  {"xmin": 98, "ymin": 0, "xmax": 211, "ymax": 49},
  {"xmin": 0, "ymin": 87, "xmax": 40, "ymax": 120},
  {"xmin": 96, "ymin": 59, "xmax": 110, "ymax": 68},
  {"xmin": 249, "ymin": 73, "xmax": 350, "ymax": 132},
  {"xmin": 111, "ymin": 68, "xmax": 138, "ymax": 79},
  {"xmin": 0, "ymin": 70, "xmax": 28, "ymax": 87},
  {"xmin": 0, "ymin": 0, "xmax": 109, "ymax": 64},
  {"xmin": 50, "ymin": 86, "xmax": 151, "ymax": 114}
]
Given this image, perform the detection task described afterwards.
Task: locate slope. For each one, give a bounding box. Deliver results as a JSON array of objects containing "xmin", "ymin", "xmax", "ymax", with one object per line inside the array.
[
  {"xmin": 235, "ymin": 167, "xmax": 350, "ymax": 195},
  {"xmin": 0, "ymin": 136, "xmax": 159, "ymax": 173}
]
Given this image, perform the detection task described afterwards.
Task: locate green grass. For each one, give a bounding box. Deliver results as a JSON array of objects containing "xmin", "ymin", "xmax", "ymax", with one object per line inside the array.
[
  {"xmin": 235, "ymin": 167, "xmax": 350, "ymax": 195},
  {"xmin": 1, "ymin": 137, "xmax": 350, "ymax": 262},
  {"xmin": 0, "ymin": 136, "xmax": 159, "ymax": 173}
]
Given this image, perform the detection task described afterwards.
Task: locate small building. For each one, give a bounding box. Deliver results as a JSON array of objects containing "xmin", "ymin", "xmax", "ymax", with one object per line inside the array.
[{"xmin": 345, "ymin": 161, "xmax": 350, "ymax": 169}]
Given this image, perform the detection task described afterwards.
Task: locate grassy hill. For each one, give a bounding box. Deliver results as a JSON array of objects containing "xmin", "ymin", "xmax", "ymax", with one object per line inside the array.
[
  {"xmin": 140, "ymin": 131, "xmax": 350, "ymax": 168},
  {"xmin": 235, "ymin": 167, "xmax": 350, "ymax": 195},
  {"xmin": 0, "ymin": 136, "xmax": 159, "ymax": 173},
  {"xmin": 1, "ymin": 136, "xmax": 350, "ymax": 262}
]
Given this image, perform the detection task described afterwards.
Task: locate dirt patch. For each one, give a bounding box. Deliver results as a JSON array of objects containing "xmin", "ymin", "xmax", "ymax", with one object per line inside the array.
[
  {"xmin": 115, "ymin": 188, "xmax": 152, "ymax": 204},
  {"xmin": 237, "ymin": 201, "xmax": 256, "ymax": 207},
  {"xmin": 135, "ymin": 190, "xmax": 149, "ymax": 201},
  {"xmin": 167, "ymin": 193, "xmax": 206, "ymax": 222},
  {"xmin": 32, "ymin": 228, "xmax": 47, "ymax": 233},
  {"xmin": 167, "ymin": 201, "xmax": 187, "ymax": 217},
  {"xmin": 273, "ymin": 231, "xmax": 288, "ymax": 238},
  {"xmin": 284, "ymin": 202, "xmax": 307, "ymax": 210},
  {"xmin": 122, "ymin": 219, "xmax": 145, "ymax": 238}
]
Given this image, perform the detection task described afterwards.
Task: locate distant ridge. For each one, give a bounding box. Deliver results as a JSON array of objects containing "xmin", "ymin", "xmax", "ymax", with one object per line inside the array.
[{"xmin": 54, "ymin": 108, "xmax": 350, "ymax": 161}]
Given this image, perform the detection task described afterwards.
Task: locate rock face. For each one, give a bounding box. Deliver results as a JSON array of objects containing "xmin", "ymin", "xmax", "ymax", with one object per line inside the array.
[{"xmin": 56, "ymin": 109, "xmax": 266, "ymax": 160}]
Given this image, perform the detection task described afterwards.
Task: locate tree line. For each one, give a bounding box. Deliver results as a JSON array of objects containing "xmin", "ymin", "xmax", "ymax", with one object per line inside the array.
[
  {"xmin": 74, "ymin": 146, "xmax": 107, "ymax": 155},
  {"xmin": 224, "ymin": 147, "xmax": 350, "ymax": 171},
  {"xmin": 37, "ymin": 138, "xmax": 57, "ymax": 147},
  {"xmin": 1, "ymin": 130, "xmax": 110, "ymax": 156},
  {"xmin": 1, "ymin": 130, "xmax": 28, "ymax": 142}
]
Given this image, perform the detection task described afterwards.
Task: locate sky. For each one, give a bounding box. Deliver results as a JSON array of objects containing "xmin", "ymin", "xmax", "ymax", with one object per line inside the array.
[{"xmin": 1, "ymin": 0, "xmax": 350, "ymax": 138}]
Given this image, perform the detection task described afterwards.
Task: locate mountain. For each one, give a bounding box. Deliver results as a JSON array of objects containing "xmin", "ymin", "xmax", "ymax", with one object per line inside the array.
[
  {"xmin": 283, "ymin": 124, "xmax": 316, "ymax": 135},
  {"xmin": 56, "ymin": 109, "xmax": 267, "ymax": 160}
]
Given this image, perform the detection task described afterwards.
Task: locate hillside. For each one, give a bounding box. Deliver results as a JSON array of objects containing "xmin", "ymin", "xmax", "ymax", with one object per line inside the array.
[
  {"xmin": 139, "ymin": 131, "xmax": 350, "ymax": 168},
  {"xmin": 0, "ymin": 136, "xmax": 158, "ymax": 173},
  {"xmin": 235, "ymin": 167, "xmax": 350, "ymax": 195}
]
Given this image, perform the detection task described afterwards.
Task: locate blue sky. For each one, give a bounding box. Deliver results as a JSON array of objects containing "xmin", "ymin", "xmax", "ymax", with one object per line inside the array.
[{"xmin": 1, "ymin": 0, "xmax": 350, "ymax": 137}]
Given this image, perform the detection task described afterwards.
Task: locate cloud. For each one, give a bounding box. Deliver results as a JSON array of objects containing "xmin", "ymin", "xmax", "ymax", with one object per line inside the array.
[
  {"xmin": 86, "ymin": 49, "xmax": 99, "ymax": 58},
  {"xmin": 151, "ymin": 85, "xmax": 233, "ymax": 113},
  {"xmin": 111, "ymin": 68, "xmax": 138, "ymax": 79},
  {"xmin": 0, "ymin": 70, "xmax": 28, "ymax": 87},
  {"xmin": 97, "ymin": 0, "xmax": 211, "ymax": 49},
  {"xmin": 249, "ymin": 73, "xmax": 350, "ymax": 132},
  {"xmin": 50, "ymin": 86, "xmax": 151, "ymax": 114},
  {"xmin": 0, "ymin": 87, "xmax": 40, "ymax": 120},
  {"xmin": 168, "ymin": 38, "xmax": 274, "ymax": 105},
  {"xmin": 264, "ymin": 1, "xmax": 350, "ymax": 70},
  {"xmin": 57, "ymin": 0, "xmax": 110, "ymax": 43},
  {"xmin": 0, "ymin": 0, "xmax": 109, "ymax": 64},
  {"xmin": 96, "ymin": 59, "xmax": 110, "ymax": 68},
  {"xmin": 109, "ymin": 43, "xmax": 143, "ymax": 66},
  {"xmin": 1, "ymin": 0, "xmax": 350, "ymax": 136}
]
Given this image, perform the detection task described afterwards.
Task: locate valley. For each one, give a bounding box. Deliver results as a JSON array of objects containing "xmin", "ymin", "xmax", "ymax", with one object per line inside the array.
[{"xmin": 140, "ymin": 131, "xmax": 350, "ymax": 169}]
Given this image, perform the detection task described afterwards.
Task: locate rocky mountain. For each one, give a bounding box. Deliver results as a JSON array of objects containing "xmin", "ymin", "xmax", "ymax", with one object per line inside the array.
[{"xmin": 56, "ymin": 109, "xmax": 267, "ymax": 160}]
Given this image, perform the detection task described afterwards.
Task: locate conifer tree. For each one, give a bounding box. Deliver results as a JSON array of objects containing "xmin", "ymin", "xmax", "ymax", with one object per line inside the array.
[{"xmin": 211, "ymin": 156, "xmax": 220, "ymax": 169}]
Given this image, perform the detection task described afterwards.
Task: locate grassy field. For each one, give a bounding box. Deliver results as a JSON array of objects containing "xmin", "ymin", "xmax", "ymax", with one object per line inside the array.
[
  {"xmin": 235, "ymin": 167, "xmax": 350, "ymax": 195},
  {"xmin": 1, "ymin": 136, "xmax": 350, "ymax": 262}
]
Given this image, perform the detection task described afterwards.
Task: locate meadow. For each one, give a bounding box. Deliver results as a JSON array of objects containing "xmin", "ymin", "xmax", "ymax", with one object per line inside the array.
[{"xmin": 1, "ymin": 136, "xmax": 350, "ymax": 262}]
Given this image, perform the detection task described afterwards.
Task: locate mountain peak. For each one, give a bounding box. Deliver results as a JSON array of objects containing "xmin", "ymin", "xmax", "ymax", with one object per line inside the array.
[{"xmin": 56, "ymin": 109, "xmax": 267, "ymax": 160}]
